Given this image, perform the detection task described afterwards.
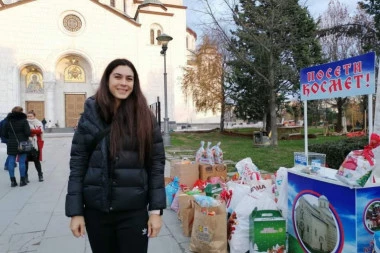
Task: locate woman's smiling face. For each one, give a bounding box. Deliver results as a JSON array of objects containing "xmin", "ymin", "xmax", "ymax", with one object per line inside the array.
[{"xmin": 108, "ymin": 65, "xmax": 134, "ymax": 104}]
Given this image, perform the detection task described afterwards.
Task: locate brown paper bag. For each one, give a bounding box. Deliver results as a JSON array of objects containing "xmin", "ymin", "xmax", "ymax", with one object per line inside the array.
[
  {"xmin": 172, "ymin": 162, "xmax": 199, "ymax": 188},
  {"xmin": 178, "ymin": 191, "xmax": 205, "ymax": 236},
  {"xmin": 181, "ymin": 204, "xmax": 195, "ymax": 237},
  {"xmin": 190, "ymin": 201, "xmax": 227, "ymax": 253},
  {"xmin": 178, "ymin": 192, "xmax": 195, "ymax": 236}
]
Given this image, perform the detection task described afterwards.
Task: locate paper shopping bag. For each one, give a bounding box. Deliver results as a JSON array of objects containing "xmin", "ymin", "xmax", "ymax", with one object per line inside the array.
[{"xmin": 190, "ymin": 201, "xmax": 227, "ymax": 253}]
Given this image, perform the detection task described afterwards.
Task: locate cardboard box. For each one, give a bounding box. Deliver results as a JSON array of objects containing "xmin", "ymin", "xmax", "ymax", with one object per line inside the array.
[
  {"xmin": 199, "ymin": 164, "xmax": 227, "ymax": 181},
  {"xmin": 288, "ymin": 169, "xmax": 380, "ymax": 253},
  {"xmin": 249, "ymin": 210, "xmax": 286, "ymax": 252},
  {"xmin": 172, "ymin": 162, "xmax": 199, "ymax": 188}
]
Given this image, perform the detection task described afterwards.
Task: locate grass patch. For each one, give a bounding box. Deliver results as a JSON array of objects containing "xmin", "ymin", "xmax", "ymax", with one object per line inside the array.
[{"xmin": 168, "ymin": 128, "xmax": 344, "ymax": 173}]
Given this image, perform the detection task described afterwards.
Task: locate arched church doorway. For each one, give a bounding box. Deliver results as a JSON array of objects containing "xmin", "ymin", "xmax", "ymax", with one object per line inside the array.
[
  {"xmin": 20, "ymin": 65, "xmax": 45, "ymax": 121},
  {"xmin": 55, "ymin": 54, "xmax": 93, "ymax": 127}
]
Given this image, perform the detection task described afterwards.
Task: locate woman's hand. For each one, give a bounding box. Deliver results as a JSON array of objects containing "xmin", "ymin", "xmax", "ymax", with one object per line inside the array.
[
  {"xmin": 70, "ymin": 216, "xmax": 86, "ymax": 238},
  {"xmin": 147, "ymin": 214, "xmax": 162, "ymax": 238}
]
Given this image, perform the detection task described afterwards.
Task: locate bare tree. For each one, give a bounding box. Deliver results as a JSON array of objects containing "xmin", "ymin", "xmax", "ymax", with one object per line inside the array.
[
  {"xmin": 318, "ymin": 0, "xmax": 369, "ymax": 132},
  {"xmin": 182, "ymin": 34, "xmax": 225, "ymax": 129}
]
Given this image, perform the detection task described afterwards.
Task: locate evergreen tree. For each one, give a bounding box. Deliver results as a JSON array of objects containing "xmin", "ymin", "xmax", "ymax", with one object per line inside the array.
[
  {"xmin": 359, "ymin": 0, "xmax": 380, "ymax": 53},
  {"xmin": 228, "ymin": 0, "xmax": 322, "ymax": 145}
]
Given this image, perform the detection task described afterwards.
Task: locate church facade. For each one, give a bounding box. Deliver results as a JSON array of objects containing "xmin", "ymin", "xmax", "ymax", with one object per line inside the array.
[{"xmin": 0, "ymin": 0, "xmax": 219, "ymax": 128}]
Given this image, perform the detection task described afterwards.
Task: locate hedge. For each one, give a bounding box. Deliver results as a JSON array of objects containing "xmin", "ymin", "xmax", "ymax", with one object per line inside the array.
[{"xmin": 309, "ymin": 136, "xmax": 369, "ymax": 170}]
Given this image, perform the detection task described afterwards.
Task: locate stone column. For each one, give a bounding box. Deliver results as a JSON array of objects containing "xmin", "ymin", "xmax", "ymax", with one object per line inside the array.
[
  {"xmin": 12, "ymin": 66, "xmax": 21, "ymax": 106},
  {"xmin": 44, "ymin": 81, "xmax": 56, "ymax": 124}
]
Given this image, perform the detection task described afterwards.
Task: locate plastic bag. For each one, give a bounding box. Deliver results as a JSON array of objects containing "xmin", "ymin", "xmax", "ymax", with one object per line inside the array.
[
  {"xmin": 228, "ymin": 191, "xmax": 277, "ymax": 253},
  {"xmin": 235, "ymin": 157, "xmax": 261, "ymax": 183},
  {"xmin": 336, "ymin": 133, "xmax": 380, "ymax": 187},
  {"xmin": 195, "ymin": 141, "xmax": 205, "ymax": 163},
  {"xmin": 165, "ymin": 176, "xmax": 179, "ymax": 206},
  {"xmin": 170, "ymin": 190, "xmax": 181, "ymax": 213},
  {"xmin": 211, "ymin": 142, "xmax": 223, "ymax": 164},
  {"xmin": 199, "ymin": 141, "xmax": 215, "ymax": 165},
  {"xmin": 275, "ymin": 167, "xmax": 288, "ymax": 218},
  {"xmin": 226, "ymin": 181, "xmax": 251, "ymax": 214},
  {"xmin": 194, "ymin": 195, "xmax": 221, "ymax": 207}
]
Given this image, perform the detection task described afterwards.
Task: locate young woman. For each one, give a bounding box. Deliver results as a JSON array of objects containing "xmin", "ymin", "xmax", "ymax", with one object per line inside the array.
[
  {"xmin": 65, "ymin": 58, "xmax": 166, "ymax": 253},
  {"xmin": 25, "ymin": 110, "xmax": 44, "ymax": 182},
  {"xmin": 1, "ymin": 106, "xmax": 30, "ymax": 187}
]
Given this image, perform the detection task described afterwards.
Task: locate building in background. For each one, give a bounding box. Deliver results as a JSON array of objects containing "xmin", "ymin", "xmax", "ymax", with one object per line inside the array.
[{"xmin": 0, "ymin": 0, "xmax": 219, "ymax": 128}]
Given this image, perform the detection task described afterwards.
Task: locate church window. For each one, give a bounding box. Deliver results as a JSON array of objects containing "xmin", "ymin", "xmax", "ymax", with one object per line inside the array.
[
  {"xmin": 123, "ymin": 0, "xmax": 127, "ymax": 13},
  {"xmin": 149, "ymin": 24, "xmax": 163, "ymax": 45},
  {"xmin": 157, "ymin": 30, "xmax": 162, "ymax": 45},
  {"xmin": 186, "ymin": 37, "xmax": 189, "ymax": 49},
  {"xmin": 110, "ymin": 0, "xmax": 115, "ymax": 7},
  {"xmin": 150, "ymin": 29, "xmax": 154, "ymax": 45},
  {"xmin": 63, "ymin": 14, "xmax": 82, "ymax": 33}
]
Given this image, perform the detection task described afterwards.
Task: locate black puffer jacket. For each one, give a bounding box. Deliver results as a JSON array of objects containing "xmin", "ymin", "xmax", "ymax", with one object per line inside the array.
[
  {"xmin": 65, "ymin": 97, "xmax": 166, "ymax": 217},
  {"xmin": 1, "ymin": 112, "xmax": 30, "ymax": 155}
]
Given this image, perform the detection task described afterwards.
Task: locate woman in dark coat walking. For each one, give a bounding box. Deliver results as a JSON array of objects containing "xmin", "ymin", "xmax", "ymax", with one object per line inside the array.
[
  {"xmin": 1, "ymin": 106, "xmax": 30, "ymax": 187},
  {"xmin": 65, "ymin": 58, "xmax": 166, "ymax": 253}
]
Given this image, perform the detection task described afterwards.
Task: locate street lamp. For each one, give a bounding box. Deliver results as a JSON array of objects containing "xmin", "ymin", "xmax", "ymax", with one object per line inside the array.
[{"xmin": 156, "ymin": 33, "xmax": 173, "ymax": 146}]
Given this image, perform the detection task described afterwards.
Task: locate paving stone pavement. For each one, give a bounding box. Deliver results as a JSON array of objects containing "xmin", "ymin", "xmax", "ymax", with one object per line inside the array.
[{"xmin": 0, "ymin": 133, "xmax": 189, "ymax": 253}]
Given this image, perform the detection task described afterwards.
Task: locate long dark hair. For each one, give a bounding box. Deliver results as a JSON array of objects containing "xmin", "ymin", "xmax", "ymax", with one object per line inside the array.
[{"xmin": 95, "ymin": 59, "xmax": 154, "ymax": 163}]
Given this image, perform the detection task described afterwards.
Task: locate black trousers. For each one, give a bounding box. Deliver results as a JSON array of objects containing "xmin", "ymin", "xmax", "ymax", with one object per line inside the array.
[
  {"xmin": 84, "ymin": 208, "xmax": 149, "ymax": 253},
  {"xmin": 25, "ymin": 151, "xmax": 42, "ymax": 176}
]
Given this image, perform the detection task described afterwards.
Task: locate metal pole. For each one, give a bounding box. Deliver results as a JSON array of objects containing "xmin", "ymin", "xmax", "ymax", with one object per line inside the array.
[{"xmin": 162, "ymin": 48, "xmax": 171, "ymax": 146}]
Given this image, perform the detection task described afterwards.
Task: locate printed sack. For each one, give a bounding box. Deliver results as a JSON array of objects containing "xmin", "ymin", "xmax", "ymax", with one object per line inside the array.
[
  {"xmin": 336, "ymin": 133, "xmax": 380, "ymax": 187},
  {"xmin": 190, "ymin": 201, "xmax": 227, "ymax": 253}
]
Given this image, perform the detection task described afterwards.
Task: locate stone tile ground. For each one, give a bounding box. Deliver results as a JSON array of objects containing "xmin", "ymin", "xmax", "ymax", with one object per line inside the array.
[{"xmin": 0, "ymin": 134, "xmax": 188, "ymax": 253}]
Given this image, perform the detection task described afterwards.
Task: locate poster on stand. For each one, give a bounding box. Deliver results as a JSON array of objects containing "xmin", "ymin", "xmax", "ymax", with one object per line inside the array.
[
  {"xmin": 288, "ymin": 170, "xmax": 380, "ymax": 253},
  {"xmin": 300, "ymin": 52, "xmax": 375, "ymax": 101}
]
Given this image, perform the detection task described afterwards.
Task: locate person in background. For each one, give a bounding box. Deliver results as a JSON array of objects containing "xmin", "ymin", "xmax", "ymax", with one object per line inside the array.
[
  {"xmin": 41, "ymin": 118, "xmax": 47, "ymax": 130},
  {"xmin": 0, "ymin": 117, "xmax": 17, "ymax": 170},
  {"xmin": 65, "ymin": 58, "xmax": 166, "ymax": 253},
  {"xmin": 1, "ymin": 106, "xmax": 30, "ymax": 187},
  {"xmin": 25, "ymin": 110, "xmax": 44, "ymax": 182},
  {"xmin": 47, "ymin": 120, "xmax": 55, "ymax": 128}
]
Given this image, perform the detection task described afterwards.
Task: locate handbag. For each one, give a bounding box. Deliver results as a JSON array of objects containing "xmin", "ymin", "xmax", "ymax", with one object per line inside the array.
[{"xmin": 9, "ymin": 122, "xmax": 33, "ymax": 153}]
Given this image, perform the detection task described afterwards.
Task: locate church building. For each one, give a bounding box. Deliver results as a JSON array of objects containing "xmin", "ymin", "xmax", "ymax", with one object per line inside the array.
[{"xmin": 0, "ymin": 0, "xmax": 218, "ymax": 128}]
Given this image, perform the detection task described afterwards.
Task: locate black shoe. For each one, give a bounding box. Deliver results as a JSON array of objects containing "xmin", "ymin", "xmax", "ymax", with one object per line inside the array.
[
  {"xmin": 38, "ymin": 175, "xmax": 44, "ymax": 182},
  {"xmin": 4, "ymin": 167, "xmax": 8, "ymax": 170},
  {"xmin": 10, "ymin": 177, "xmax": 17, "ymax": 187},
  {"xmin": 20, "ymin": 177, "xmax": 27, "ymax": 187},
  {"xmin": 25, "ymin": 175, "xmax": 30, "ymax": 183}
]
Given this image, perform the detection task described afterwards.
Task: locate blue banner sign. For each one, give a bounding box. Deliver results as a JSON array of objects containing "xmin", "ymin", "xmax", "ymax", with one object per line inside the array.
[{"xmin": 300, "ymin": 52, "xmax": 376, "ymax": 100}]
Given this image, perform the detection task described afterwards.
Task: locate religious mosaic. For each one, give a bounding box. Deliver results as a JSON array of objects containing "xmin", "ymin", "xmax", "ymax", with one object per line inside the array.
[
  {"xmin": 64, "ymin": 63, "xmax": 85, "ymax": 83},
  {"xmin": 25, "ymin": 72, "xmax": 44, "ymax": 93}
]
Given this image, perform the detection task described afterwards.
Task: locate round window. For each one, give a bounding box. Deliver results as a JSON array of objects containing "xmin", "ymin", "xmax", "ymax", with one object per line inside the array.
[{"xmin": 63, "ymin": 14, "xmax": 82, "ymax": 33}]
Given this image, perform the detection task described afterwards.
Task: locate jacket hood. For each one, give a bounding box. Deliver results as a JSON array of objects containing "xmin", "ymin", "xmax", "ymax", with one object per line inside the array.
[{"xmin": 7, "ymin": 112, "xmax": 27, "ymax": 121}]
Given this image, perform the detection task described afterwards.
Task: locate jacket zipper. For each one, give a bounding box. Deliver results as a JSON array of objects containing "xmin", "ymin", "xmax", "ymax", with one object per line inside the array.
[{"xmin": 107, "ymin": 156, "xmax": 118, "ymax": 211}]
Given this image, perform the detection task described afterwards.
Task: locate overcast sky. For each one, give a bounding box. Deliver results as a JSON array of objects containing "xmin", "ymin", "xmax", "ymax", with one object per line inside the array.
[{"xmin": 183, "ymin": 0, "xmax": 360, "ymax": 38}]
